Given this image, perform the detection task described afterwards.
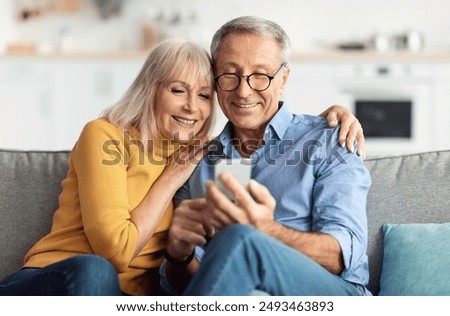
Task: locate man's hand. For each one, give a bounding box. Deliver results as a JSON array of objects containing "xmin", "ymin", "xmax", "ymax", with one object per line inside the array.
[
  {"xmin": 319, "ymin": 104, "xmax": 365, "ymax": 158},
  {"xmin": 166, "ymin": 198, "xmax": 213, "ymax": 261},
  {"xmin": 206, "ymin": 173, "xmax": 344, "ymax": 275},
  {"xmin": 205, "ymin": 173, "xmax": 276, "ymax": 232}
]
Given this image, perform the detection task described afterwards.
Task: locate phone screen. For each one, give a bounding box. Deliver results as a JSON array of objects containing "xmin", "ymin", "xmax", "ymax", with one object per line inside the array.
[{"xmin": 214, "ymin": 158, "xmax": 252, "ymax": 200}]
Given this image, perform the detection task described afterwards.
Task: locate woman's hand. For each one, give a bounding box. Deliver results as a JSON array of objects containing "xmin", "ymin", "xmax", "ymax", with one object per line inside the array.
[
  {"xmin": 319, "ymin": 105, "xmax": 365, "ymax": 158},
  {"xmin": 160, "ymin": 140, "xmax": 210, "ymax": 191}
]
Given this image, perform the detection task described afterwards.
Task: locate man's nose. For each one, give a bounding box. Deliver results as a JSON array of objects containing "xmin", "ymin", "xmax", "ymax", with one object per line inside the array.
[{"xmin": 235, "ymin": 77, "xmax": 254, "ymax": 98}]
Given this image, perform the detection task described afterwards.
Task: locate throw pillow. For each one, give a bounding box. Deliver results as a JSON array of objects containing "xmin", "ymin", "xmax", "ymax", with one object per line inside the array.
[{"xmin": 379, "ymin": 222, "xmax": 450, "ymax": 296}]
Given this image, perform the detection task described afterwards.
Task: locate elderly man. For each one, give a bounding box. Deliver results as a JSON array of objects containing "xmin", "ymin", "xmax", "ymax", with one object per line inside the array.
[{"xmin": 161, "ymin": 16, "xmax": 371, "ymax": 296}]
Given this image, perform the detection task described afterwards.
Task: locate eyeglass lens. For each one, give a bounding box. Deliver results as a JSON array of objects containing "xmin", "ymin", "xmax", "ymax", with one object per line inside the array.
[{"xmin": 216, "ymin": 64, "xmax": 285, "ymax": 92}]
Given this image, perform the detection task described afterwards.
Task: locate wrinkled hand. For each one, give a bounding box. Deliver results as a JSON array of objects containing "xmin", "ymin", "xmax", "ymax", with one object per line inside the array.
[
  {"xmin": 205, "ymin": 173, "xmax": 276, "ymax": 232},
  {"xmin": 319, "ymin": 104, "xmax": 365, "ymax": 157},
  {"xmin": 166, "ymin": 198, "xmax": 214, "ymax": 261}
]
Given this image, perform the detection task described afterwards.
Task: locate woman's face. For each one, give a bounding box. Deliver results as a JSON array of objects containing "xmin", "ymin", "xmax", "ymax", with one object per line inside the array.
[{"xmin": 154, "ymin": 72, "xmax": 213, "ymax": 143}]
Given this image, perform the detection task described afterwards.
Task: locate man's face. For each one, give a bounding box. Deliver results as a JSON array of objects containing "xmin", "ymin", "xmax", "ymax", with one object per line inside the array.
[{"xmin": 214, "ymin": 33, "xmax": 290, "ymax": 137}]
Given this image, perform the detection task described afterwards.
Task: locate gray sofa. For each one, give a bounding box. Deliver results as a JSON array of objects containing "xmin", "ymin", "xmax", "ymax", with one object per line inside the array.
[{"xmin": 1, "ymin": 148, "xmax": 449, "ymax": 295}]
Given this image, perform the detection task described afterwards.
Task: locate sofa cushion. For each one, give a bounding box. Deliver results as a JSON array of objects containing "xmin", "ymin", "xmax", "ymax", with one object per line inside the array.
[
  {"xmin": 379, "ymin": 223, "xmax": 450, "ymax": 296},
  {"xmin": 0, "ymin": 149, "xmax": 70, "ymax": 281},
  {"xmin": 364, "ymin": 150, "xmax": 450, "ymax": 295}
]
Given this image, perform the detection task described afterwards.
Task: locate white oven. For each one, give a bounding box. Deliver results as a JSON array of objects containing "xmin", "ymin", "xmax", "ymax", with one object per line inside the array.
[{"xmin": 334, "ymin": 63, "xmax": 435, "ymax": 156}]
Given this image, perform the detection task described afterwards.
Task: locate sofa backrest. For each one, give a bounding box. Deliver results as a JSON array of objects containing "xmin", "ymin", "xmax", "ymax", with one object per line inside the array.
[
  {"xmin": 1, "ymin": 148, "xmax": 450, "ymax": 295},
  {"xmin": 0, "ymin": 149, "xmax": 70, "ymax": 281},
  {"xmin": 363, "ymin": 150, "xmax": 450, "ymax": 295}
]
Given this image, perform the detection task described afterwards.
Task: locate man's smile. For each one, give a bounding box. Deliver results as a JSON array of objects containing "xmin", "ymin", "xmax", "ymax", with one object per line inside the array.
[{"xmin": 234, "ymin": 102, "xmax": 258, "ymax": 109}]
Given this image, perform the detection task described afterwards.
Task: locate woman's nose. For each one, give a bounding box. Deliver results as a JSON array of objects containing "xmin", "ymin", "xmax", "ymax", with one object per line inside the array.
[{"xmin": 182, "ymin": 94, "xmax": 198, "ymax": 112}]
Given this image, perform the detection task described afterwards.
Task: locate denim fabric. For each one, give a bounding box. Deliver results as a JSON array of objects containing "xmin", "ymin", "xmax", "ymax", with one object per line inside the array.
[
  {"xmin": 183, "ymin": 225, "xmax": 362, "ymax": 296},
  {"xmin": 0, "ymin": 254, "xmax": 122, "ymax": 296}
]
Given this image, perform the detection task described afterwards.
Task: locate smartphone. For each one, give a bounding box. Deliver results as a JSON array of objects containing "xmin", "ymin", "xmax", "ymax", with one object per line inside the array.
[{"xmin": 214, "ymin": 158, "xmax": 252, "ymax": 200}]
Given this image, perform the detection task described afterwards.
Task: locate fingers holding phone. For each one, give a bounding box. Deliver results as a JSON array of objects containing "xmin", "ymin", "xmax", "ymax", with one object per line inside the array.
[
  {"xmin": 167, "ymin": 198, "xmax": 214, "ymax": 260},
  {"xmin": 205, "ymin": 177, "xmax": 247, "ymax": 228},
  {"xmin": 214, "ymin": 158, "xmax": 251, "ymax": 201},
  {"xmin": 206, "ymin": 158, "xmax": 276, "ymax": 229}
]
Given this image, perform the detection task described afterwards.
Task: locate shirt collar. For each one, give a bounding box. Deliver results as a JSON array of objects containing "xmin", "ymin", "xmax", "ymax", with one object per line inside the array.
[
  {"xmin": 216, "ymin": 102, "xmax": 293, "ymax": 157},
  {"xmin": 267, "ymin": 102, "xmax": 293, "ymax": 140}
]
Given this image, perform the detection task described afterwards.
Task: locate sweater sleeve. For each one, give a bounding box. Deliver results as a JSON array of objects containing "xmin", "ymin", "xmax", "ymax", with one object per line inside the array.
[{"xmin": 71, "ymin": 119, "xmax": 138, "ymax": 272}]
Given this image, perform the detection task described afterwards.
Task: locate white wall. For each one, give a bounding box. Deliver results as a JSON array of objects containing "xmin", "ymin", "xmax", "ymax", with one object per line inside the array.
[
  {"xmin": 0, "ymin": 0, "xmax": 15, "ymax": 52},
  {"xmin": 1, "ymin": 0, "xmax": 450, "ymax": 53}
]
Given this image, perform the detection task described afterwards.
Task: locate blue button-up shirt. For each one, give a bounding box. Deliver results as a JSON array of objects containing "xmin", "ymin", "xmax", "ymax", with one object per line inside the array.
[{"xmin": 166, "ymin": 103, "xmax": 371, "ymax": 294}]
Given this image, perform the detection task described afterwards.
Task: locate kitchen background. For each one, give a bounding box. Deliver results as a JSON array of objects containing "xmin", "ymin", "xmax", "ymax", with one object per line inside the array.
[{"xmin": 1, "ymin": 0, "xmax": 450, "ymax": 156}]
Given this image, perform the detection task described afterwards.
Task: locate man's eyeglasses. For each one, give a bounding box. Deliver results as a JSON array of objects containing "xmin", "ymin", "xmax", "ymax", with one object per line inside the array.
[{"xmin": 214, "ymin": 63, "xmax": 286, "ymax": 92}]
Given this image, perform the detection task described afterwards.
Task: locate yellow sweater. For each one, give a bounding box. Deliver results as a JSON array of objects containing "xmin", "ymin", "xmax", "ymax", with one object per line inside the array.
[{"xmin": 24, "ymin": 118, "xmax": 174, "ymax": 295}]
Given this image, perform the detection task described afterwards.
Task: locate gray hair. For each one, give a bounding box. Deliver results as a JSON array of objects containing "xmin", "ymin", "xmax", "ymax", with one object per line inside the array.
[
  {"xmin": 210, "ymin": 16, "xmax": 291, "ymax": 66},
  {"xmin": 103, "ymin": 38, "xmax": 215, "ymax": 150}
]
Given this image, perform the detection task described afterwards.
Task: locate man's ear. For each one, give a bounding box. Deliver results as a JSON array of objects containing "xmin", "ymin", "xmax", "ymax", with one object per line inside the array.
[{"xmin": 280, "ymin": 65, "xmax": 291, "ymax": 93}]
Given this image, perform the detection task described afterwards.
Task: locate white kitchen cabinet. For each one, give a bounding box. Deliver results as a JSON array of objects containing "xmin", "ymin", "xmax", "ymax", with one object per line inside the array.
[
  {"xmin": 1, "ymin": 56, "xmax": 448, "ymax": 154},
  {"xmin": 52, "ymin": 59, "xmax": 142, "ymax": 150},
  {"xmin": 432, "ymin": 63, "xmax": 450, "ymax": 151},
  {"xmin": 0, "ymin": 57, "xmax": 143, "ymax": 151},
  {"xmin": 0, "ymin": 60, "xmax": 56, "ymax": 150}
]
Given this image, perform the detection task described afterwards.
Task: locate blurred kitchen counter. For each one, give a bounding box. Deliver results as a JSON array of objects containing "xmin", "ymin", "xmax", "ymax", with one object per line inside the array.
[
  {"xmin": 3, "ymin": 49, "xmax": 450, "ymax": 61},
  {"xmin": 0, "ymin": 50, "xmax": 150, "ymax": 60},
  {"xmin": 289, "ymin": 49, "xmax": 450, "ymax": 62}
]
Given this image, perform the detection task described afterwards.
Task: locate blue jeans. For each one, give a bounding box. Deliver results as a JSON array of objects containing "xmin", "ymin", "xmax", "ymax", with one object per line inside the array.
[
  {"xmin": 0, "ymin": 254, "xmax": 122, "ymax": 295},
  {"xmin": 184, "ymin": 224, "xmax": 363, "ymax": 296}
]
